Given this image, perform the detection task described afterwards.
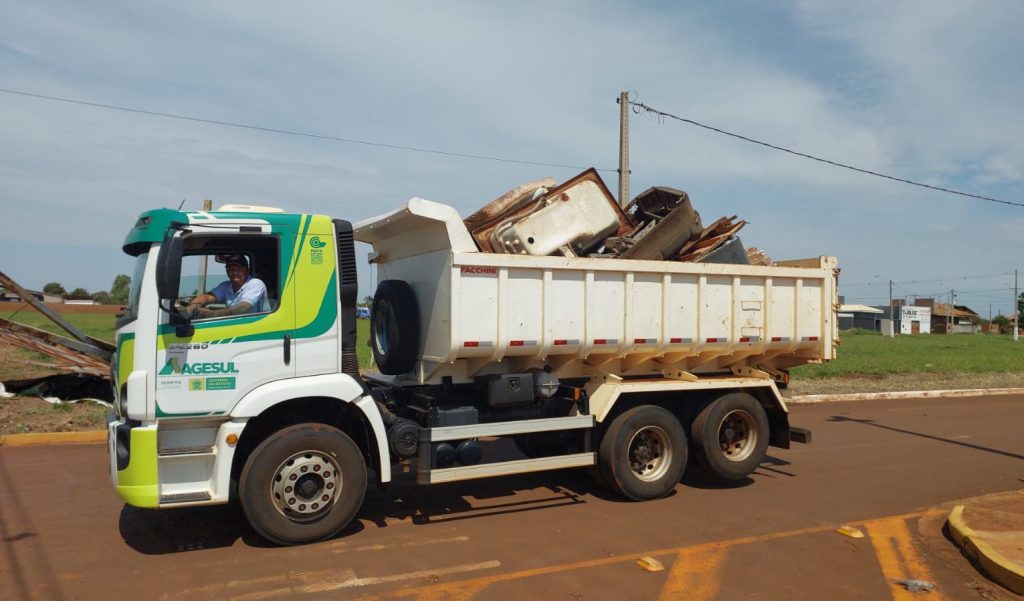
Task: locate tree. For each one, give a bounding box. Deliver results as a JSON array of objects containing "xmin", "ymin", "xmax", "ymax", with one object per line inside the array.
[
  {"xmin": 1018, "ymin": 293, "xmax": 1024, "ymax": 326},
  {"xmin": 993, "ymin": 314, "xmax": 1010, "ymax": 333},
  {"xmin": 110, "ymin": 274, "xmax": 131, "ymax": 305},
  {"xmin": 91, "ymin": 291, "xmax": 112, "ymax": 305},
  {"xmin": 42, "ymin": 282, "xmax": 65, "ymax": 296},
  {"xmin": 69, "ymin": 287, "xmax": 90, "ymax": 298}
]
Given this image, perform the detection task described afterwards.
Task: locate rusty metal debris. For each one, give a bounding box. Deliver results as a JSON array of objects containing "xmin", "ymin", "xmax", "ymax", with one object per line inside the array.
[
  {"xmin": 0, "ymin": 270, "xmax": 113, "ymax": 352},
  {"xmin": 467, "ymin": 169, "xmax": 631, "ymax": 256},
  {"xmin": 746, "ymin": 247, "xmax": 774, "ymax": 266},
  {"xmin": 0, "ymin": 318, "xmax": 110, "ymax": 376},
  {"xmin": 0, "ymin": 270, "xmax": 113, "ymax": 378},
  {"xmin": 676, "ymin": 216, "xmax": 747, "ymax": 263},
  {"xmin": 464, "ymin": 170, "xmax": 768, "ymax": 265},
  {"xmin": 620, "ymin": 186, "xmax": 703, "ymax": 261}
]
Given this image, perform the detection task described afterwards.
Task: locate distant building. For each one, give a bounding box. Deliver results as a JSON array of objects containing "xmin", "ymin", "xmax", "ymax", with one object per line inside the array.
[
  {"xmin": 63, "ymin": 294, "xmax": 98, "ymax": 305},
  {"xmin": 913, "ymin": 299, "xmax": 979, "ymax": 334},
  {"xmin": 899, "ymin": 305, "xmax": 931, "ymax": 334},
  {"xmin": 0, "ymin": 286, "xmax": 62, "ymax": 303},
  {"xmin": 838, "ymin": 304, "xmax": 885, "ymax": 331}
]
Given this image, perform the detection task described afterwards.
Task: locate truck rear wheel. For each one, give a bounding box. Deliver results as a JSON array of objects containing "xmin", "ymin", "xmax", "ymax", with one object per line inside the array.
[
  {"xmin": 370, "ymin": 280, "xmax": 419, "ymax": 375},
  {"xmin": 239, "ymin": 423, "xmax": 367, "ymax": 545},
  {"xmin": 691, "ymin": 392, "xmax": 769, "ymax": 480},
  {"xmin": 598, "ymin": 405, "xmax": 687, "ymax": 501}
]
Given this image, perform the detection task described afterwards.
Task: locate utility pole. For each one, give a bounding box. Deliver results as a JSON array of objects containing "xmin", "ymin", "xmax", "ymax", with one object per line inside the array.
[
  {"xmin": 889, "ymin": 279, "xmax": 894, "ymax": 337},
  {"xmin": 198, "ymin": 199, "xmax": 213, "ymax": 294},
  {"xmin": 948, "ymin": 289, "xmax": 953, "ymax": 335},
  {"xmin": 617, "ymin": 91, "xmax": 630, "ymax": 209},
  {"xmin": 1007, "ymin": 268, "xmax": 1015, "ymax": 341}
]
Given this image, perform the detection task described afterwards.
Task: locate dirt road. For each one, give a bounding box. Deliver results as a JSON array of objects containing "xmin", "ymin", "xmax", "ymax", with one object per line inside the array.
[{"xmin": 2, "ymin": 394, "xmax": 1023, "ymax": 600}]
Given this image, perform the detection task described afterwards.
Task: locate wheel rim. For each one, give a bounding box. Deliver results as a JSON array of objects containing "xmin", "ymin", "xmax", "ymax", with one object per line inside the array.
[
  {"xmin": 718, "ymin": 409, "xmax": 757, "ymax": 462},
  {"xmin": 627, "ymin": 426, "xmax": 672, "ymax": 482},
  {"xmin": 372, "ymin": 300, "xmax": 392, "ymax": 356},
  {"xmin": 271, "ymin": 450, "xmax": 343, "ymax": 522}
]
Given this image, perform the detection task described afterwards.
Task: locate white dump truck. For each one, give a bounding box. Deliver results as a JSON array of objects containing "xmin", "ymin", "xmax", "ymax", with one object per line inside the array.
[{"xmin": 107, "ymin": 194, "xmax": 837, "ymax": 545}]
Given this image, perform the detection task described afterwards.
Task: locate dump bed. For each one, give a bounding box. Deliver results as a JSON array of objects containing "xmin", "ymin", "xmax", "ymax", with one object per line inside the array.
[{"xmin": 355, "ymin": 198, "xmax": 838, "ymax": 385}]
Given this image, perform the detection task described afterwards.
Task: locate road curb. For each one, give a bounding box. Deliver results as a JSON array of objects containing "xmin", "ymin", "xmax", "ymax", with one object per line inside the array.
[
  {"xmin": 786, "ymin": 387, "xmax": 1024, "ymax": 404},
  {"xmin": 946, "ymin": 505, "xmax": 1024, "ymax": 595},
  {"xmin": 0, "ymin": 430, "xmax": 106, "ymax": 447}
]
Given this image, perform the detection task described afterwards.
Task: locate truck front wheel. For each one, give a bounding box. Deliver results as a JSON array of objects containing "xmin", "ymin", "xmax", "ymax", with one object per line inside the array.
[
  {"xmin": 598, "ymin": 405, "xmax": 687, "ymax": 501},
  {"xmin": 239, "ymin": 423, "xmax": 367, "ymax": 545},
  {"xmin": 691, "ymin": 392, "xmax": 769, "ymax": 481}
]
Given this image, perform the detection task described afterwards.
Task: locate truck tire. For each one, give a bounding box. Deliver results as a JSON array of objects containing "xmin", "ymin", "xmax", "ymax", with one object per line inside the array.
[
  {"xmin": 690, "ymin": 392, "xmax": 769, "ymax": 480},
  {"xmin": 598, "ymin": 405, "xmax": 687, "ymax": 501},
  {"xmin": 370, "ymin": 280, "xmax": 419, "ymax": 375},
  {"xmin": 239, "ymin": 423, "xmax": 367, "ymax": 546}
]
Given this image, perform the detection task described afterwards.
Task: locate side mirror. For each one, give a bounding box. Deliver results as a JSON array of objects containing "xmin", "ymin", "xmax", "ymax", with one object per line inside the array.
[{"xmin": 156, "ymin": 233, "xmax": 184, "ymax": 300}]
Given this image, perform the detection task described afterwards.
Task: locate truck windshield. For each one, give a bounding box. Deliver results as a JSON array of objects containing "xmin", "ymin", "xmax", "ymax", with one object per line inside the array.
[{"xmin": 116, "ymin": 251, "xmax": 149, "ymax": 328}]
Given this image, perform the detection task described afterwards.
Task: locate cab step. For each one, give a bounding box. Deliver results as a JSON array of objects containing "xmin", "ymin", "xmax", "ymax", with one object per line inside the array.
[
  {"xmin": 158, "ymin": 446, "xmax": 215, "ymax": 457},
  {"xmin": 160, "ymin": 491, "xmax": 212, "ymax": 504}
]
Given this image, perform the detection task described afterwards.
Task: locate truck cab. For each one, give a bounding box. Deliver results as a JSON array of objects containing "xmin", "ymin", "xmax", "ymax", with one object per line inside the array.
[{"xmin": 109, "ymin": 206, "xmax": 381, "ymax": 544}]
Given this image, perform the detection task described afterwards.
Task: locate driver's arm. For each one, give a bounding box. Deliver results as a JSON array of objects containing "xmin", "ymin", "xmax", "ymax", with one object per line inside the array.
[
  {"xmin": 191, "ymin": 301, "xmax": 253, "ymax": 319},
  {"xmin": 188, "ymin": 292, "xmax": 217, "ymax": 308},
  {"xmin": 181, "ymin": 292, "xmax": 218, "ymax": 318}
]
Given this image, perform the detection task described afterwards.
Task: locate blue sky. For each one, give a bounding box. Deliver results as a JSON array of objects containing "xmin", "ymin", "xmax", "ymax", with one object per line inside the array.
[{"xmin": 1, "ymin": 1, "xmax": 1022, "ymax": 314}]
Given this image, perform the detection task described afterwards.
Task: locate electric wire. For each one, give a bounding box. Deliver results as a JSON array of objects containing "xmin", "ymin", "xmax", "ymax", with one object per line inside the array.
[
  {"xmin": 0, "ymin": 88, "xmax": 613, "ymax": 172},
  {"xmin": 843, "ymin": 271, "xmax": 1020, "ymax": 288},
  {"xmin": 628, "ymin": 100, "xmax": 1023, "ymax": 208}
]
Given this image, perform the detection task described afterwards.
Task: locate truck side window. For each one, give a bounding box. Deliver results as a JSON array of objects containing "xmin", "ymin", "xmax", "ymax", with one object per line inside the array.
[{"xmin": 178, "ymin": 235, "xmax": 281, "ymax": 319}]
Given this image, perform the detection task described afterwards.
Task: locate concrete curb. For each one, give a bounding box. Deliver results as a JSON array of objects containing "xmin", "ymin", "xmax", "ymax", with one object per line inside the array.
[
  {"xmin": 0, "ymin": 430, "xmax": 106, "ymax": 447},
  {"xmin": 786, "ymin": 387, "xmax": 1024, "ymax": 404},
  {"xmin": 946, "ymin": 505, "xmax": 1024, "ymax": 595}
]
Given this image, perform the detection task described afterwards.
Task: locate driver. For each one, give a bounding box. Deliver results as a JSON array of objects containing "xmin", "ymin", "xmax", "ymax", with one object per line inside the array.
[{"xmin": 182, "ymin": 254, "xmax": 269, "ymax": 318}]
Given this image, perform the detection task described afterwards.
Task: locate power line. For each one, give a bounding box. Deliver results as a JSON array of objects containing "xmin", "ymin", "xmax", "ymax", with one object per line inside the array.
[
  {"xmin": 843, "ymin": 271, "xmax": 1019, "ymax": 288},
  {"xmin": 0, "ymin": 87, "xmax": 613, "ymax": 172},
  {"xmin": 628, "ymin": 100, "xmax": 1023, "ymax": 209}
]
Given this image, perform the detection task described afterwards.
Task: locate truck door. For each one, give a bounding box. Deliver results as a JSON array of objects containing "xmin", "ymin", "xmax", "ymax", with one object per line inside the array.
[{"xmin": 154, "ymin": 229, "xmax": 295, "ymax": 418}]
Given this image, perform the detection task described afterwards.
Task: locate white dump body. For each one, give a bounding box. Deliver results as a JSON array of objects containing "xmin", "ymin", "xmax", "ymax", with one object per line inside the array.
[{"xmin": 355, "ymin": 198, "xmax": 838, "ymax": 385}]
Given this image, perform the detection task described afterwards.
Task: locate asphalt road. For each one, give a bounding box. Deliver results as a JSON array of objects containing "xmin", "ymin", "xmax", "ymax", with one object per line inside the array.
[{"xmin": 3, "ymin": 394, "xmax": 1023, "ymax": 600}]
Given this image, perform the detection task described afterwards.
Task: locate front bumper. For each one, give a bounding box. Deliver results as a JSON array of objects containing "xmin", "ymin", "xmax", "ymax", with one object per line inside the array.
[{"xmin": 107, "ymin": 415, "xmax": 159, "ymax": 508}]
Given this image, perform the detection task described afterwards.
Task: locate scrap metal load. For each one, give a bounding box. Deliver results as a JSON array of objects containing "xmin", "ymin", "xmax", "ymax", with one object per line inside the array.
[
  {"xmin": 462, "ymin": 168, "xmax": 770, "ymax": 265},
  {"xmin": 355, "ymin": 169, "xmax": 837, "ymax": 387}
]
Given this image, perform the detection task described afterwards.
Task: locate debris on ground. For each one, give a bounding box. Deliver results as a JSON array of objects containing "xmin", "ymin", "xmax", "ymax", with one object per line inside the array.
[
  {"xmin": 0, "ymin": 270, "xmax": 113, "ymax": 377},
  {"xmin": 895, "ymin": 578, "xmax": 935, "ymax": 593},
  {"xmin": 835, "ymin": 525, "xmax": 865, "ymax": 538},
  {"xmin": 0, "ymin": 319, "xmax": 111, "ymax": 376},
  {"xmin": 1, "ymin": 374, "xmax": 113, "ymax": 406},
  {"xmin": 464, "ymin": 169, "xmax": 767, "ymax": 266},
  {"xmin": 636, "ymin": 556, "xmax": 665, "ymax": 572}
]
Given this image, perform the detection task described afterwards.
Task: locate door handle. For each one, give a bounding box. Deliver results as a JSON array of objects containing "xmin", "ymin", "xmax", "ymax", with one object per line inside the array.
[{"xmin": 283, "ymin": 334, "xmax": 292, "ymax": 365}]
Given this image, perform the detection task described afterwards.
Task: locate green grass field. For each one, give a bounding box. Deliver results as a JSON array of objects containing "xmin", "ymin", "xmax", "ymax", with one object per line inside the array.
[
  {"xmin": 0, "ymin": 310, "xmax": 375, "ymax": 369},
  {"xmin": 5, "ymin": 310, "xmax": 1020, "ymax": 378},
  {"xmin": 0, "ymin": 310, "xmax": 118, "ymax": 341},
  {"xmin": 792, "ymin": 329, "xmax": 1024, "ymax": 378}
]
